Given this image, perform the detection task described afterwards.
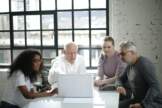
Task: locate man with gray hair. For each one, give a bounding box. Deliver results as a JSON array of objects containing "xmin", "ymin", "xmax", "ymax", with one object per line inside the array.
[
  {"xmin": 116, "ymin": 41, "xmax": 162, "ymax": 108},
  {"xmin": 48, "ymin": 42, "xmax": 86, "ymax": 89}
]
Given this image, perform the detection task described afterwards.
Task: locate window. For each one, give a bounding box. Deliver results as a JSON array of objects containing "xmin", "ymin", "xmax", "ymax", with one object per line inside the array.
[
  {"xmin": 91, "ymin": 30, "xmax": 106, "ymax": 47},
  {"xmin": 27, "ymin": 31, "xmax": 41, "ymax": 46},
  {"xmin": 26, "ymin": 15, "xmax": 40, "ymax": 30},
  {"xmin": 11, "ymin": 0, "xmax": 24, "ymax": 12},
  {"xmin": 26, "ymin": 0, "xmax": 39, "ymax": 11},
  {"xmin": 42, "ymin": 31, "xmax": 55, "ymax": 46},
  {"xmin": 91, "ymin": 10, "xmax": 106, "ymax": 28},
  {"xmin": 79, "ymin": 49, "xmax": 90, "ymax": 67},
  {"xmin": 41, "ymin": 0, "xmax": 55, "ymax": 10},
  {"xmin": 42, "ymin": 15, "xmax": 54, "ymax": 30},
  {"xmin": 13, "ymin": 32, "xmax": 25, "ymax": 46},
  {"xmin": 74, "ymin": 11, "xmax": 89, "ymax": 28},
  {"xmin": 74, "ymin": 0, "xmax": 88, "ymax": 9},
  {"xmin": 57, "ymin": 0, "xmax": 72, "ymax": 10},
  {"xmin": 91, "ymin": 0, "xmax": 106, "ymax": 8},
  {"xmin": 0, "ymin": 0, "xmax": 108, "ymax": 69},
  {"xmin": 0, "ymin": 14, "xmax": 9, "ymax": 30},
  {"xmin": 13, "ymin": 16, "xmax": 25, "ymax": 30},
  {"xmin": 0, "ymin": 0, "xmax": 9, "ymax": 12},
  {"xmin": 0, "ymin": 50, "xmax": 11, "ymax": 65},
  {"xmin": 0, "ymin": 32, "xmax": 10, "ymax": 48},
  {"xmin": 58, "ymin": 31, "xmax": 72, "ymax": 46},
  {"xmin": 58, "ymin": 12, "xmax": 72, "ymax": 29}
]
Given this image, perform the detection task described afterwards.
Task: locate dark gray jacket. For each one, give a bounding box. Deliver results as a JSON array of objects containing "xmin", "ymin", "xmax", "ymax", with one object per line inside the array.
[{"xmin": 116, "ymin": 56, "xmax": 162, "ymax": 108}]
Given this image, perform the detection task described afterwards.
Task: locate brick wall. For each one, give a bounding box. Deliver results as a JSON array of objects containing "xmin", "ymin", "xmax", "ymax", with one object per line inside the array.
[{"xmin": 109, "ymin": 0, "xmax": 162, "ymax": 90}]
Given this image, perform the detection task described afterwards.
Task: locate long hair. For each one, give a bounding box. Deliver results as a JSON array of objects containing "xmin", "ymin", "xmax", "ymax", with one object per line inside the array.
[{"xmin": 8, "ymin": 49, "xmax": 43, "ymax": 83}]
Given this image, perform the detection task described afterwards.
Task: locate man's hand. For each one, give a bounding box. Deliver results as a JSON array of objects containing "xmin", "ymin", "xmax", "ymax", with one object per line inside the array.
[
  {"xmin": 129, "ymin": 103, "xmax": 143, "ymax": 108},
  {"xmin": 116, "ymin": 86, "xmax": 126, "ymax": 95},
  {"xmin": 51, "ymin": 88, "xmax": 58, "ymax": 94}
]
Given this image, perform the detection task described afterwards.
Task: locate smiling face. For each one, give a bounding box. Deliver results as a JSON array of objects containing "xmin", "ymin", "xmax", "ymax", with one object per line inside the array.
[{"xmin": 32, "ymin": 54, "xmax": 42, "ymax": 72}]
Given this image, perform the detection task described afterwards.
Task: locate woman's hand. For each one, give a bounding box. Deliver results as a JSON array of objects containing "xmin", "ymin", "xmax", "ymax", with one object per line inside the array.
[{"xmin": 94, "ymin": 80, "xmax": 105, "ymax": 86}]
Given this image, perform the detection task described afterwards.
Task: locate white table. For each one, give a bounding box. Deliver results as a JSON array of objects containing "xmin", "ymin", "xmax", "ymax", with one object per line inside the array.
[{"xmin": 23, "ymin": 90, "xmax": 119, "ymax": 108}]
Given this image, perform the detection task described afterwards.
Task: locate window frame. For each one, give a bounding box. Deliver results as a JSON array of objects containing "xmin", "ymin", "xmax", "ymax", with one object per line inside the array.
[{"xmin": 0, "ymin": 0, "xmax": 109, "ymax": 69}]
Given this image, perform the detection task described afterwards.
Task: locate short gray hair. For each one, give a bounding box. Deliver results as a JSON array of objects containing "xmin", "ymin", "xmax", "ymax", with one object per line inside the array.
[
  {"xmin": 64, "ymin": 42, "xmax": 78, "ymax": 51},
  {"xmin": 120, "ymin": 41, "xmax": 137, "ymax": 53}
]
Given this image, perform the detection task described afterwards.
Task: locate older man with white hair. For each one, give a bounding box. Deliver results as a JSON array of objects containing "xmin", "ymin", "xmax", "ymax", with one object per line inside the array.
[
  {"xmin": 116, "ymin": 41, "xmax": 162, "ymax": 108},
  {"xmin": 48, "ymin": 42, "xmax": 86, "ymax": 89}
]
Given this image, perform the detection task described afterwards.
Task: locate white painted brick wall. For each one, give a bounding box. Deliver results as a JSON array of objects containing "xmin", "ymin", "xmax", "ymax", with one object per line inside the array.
[{"xmin": 109, "ymin": 0, "xmax": 162, "ymax": 90}]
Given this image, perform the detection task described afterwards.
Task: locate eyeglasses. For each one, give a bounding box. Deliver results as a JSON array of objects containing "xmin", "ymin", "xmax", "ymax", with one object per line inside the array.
[
  {"xmin": 120, "ymin": 52, "xmax": 126, "ymax": 56},
  {"xmin": 120, "ymin": 51, "xmax": 130, "ymax": 56}
]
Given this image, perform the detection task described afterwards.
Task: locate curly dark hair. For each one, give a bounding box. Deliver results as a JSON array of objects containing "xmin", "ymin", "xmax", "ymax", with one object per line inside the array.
[{"xmin": 8, "ymin": 49, "xmax": 43, "ymax": 83}]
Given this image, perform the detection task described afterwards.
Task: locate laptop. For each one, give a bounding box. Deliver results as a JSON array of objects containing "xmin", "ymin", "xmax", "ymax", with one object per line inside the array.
[{"xmin": 58, "ymin": 74, "xmax": 94, "ymax": 98}]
